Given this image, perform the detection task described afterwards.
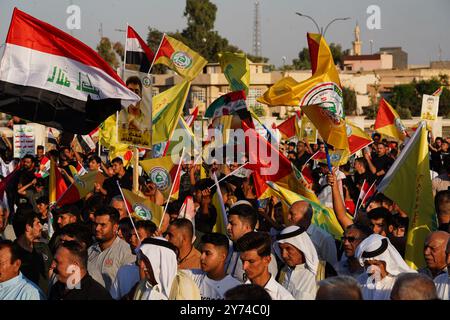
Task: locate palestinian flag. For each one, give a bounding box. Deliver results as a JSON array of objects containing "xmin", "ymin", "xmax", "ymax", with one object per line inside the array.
[
  {"xmin": 121, "ymin": 188, "xmax": 163, "ymax": 226},
  {"xmin": 0, "ymin": 8, "xmax": 140, "ymax": 134},
  {"xmin": 125, "ymin": 25, "xmax": 154, "ymax": 73},
  {"xmin": 140, "ymin": 156, "xmax": 181, "ymax": 200},
  {"xmin": 57, "ymin": 170, "xmax": 105, "ymax": 206},
  {"xmin": 205, "ymin": 90, "xmax": 247, "ymax": 118}
]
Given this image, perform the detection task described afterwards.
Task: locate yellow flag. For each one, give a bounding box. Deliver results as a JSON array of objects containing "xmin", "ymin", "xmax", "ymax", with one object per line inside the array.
[
  {"xmin": 140, "ymin": 156, "xmax": 180, "ymax": 200},
  {"xmin": 152, "ymin": 80, "xmax": 191, "ymax": 145},
  {"xmin": 121, "ymin": 188, "xmax": 163, "ymax": 226},
  {"xmin": 266, "ymin": 181, "xmax": 345, "ymax": 240},
  {"xmin": 301, "ymin": 104, "xmax": 349, "ymax": 150},
  {"xmin": 218, "ymin": 51, "xmax": 250, "ymax": 95},
  {"xmin": 153, "ymin": 35, "xmax": 207, "ymax": 80},
  {"xmin": 258, "ymin": 33, "xmax": 343, "ymax": 119},
  {"xmin": 377, "ymin": 121, "xmax": 437, "ymax": 270},
  {"xmin": 99, "ymin": 113, "xmax": 132, "ymax": 165}
]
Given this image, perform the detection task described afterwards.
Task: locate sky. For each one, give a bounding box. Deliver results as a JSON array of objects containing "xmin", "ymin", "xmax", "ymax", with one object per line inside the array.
[{"xmin": 1, "ymin": 0, "xmax": 449, "ymax": 67}]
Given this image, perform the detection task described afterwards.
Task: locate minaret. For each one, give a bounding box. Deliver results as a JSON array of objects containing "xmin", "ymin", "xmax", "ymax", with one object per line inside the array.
[{"xmin": 352, "ymin": 22, "xmax": 362, "ymax": 56}]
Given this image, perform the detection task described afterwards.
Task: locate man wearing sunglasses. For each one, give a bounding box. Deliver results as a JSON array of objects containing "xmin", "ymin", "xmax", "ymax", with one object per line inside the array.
[{"xmin": 335, "ymin": 224, "xmax": 372, "ymax": 278}]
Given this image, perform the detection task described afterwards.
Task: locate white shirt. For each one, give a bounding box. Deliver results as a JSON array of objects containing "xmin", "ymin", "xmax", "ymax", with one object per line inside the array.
[
  {"xmin": 307, "ymin": 224, "xmax": 338, "ymax": 266},
  {"xmin": 245, "ymin": 274, "xmax": 294, "ymax": 300},
  {"xmin": 357, "ymin": 273, "xmax": 397, "ymax": 300},
  {"xmin": 226, "ymin": 246, "xmax": 278, "ymax": 283},
  {"xmin": 279, "ymin": 264, "xmax": 317, "ymax": 300},
  {"xmin": 110, "ymin": 263, "xmax": 140, "ymax": 300},
  {"xmin": 434, "ymin": 272, "xmax": 449, "ymax": 300},
  {"xmin": 186, "ymin": 269, "xmax": 241, "ymax": 300}
]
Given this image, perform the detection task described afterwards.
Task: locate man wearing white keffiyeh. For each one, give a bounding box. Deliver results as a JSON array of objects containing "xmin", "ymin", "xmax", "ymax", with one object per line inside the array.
[
  {"xmin": 274, "ymin": 225, "xmax": 319, "ymax": 300},
  {"xmin": 355, "ymin": 233, "xmax": 416, "ymax": 300}
]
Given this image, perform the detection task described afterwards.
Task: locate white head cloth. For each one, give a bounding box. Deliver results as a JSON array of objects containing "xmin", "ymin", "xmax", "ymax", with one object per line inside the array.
[
  {"xmin": 274, "ymin": 225, "xmax": 319, "ymax": 275},
  {"xmin": 138, "ymin": 237, "xmax": 178, "ymax": 299},
  {"xmin": 355, "ymin": 233, "xmax": 416, "ymax": 276}
]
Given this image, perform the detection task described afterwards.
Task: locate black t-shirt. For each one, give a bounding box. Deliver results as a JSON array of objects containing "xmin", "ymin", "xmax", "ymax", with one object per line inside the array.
[
  {"xmin": 353, "ymin": 171, "xmax": 376, "ymax": 188},
  {"xmin": 18, "ymin": 168, "xmax": 36, "ymax": 187},
  {"xmin": 13, "ymin": 241, "xmax": 52, "ymax": 295},
  {"xmin": 372, "ymin": 155, "xmax": 394, "ymax": 176},
  {"xmin": 49, "ymin": 275, "xmax": 112, "ymax": 300},
  {"xmin": 294, "ymin": 152, "xmax": 312, "ymax": 170},
  {"xmin": 103, "ymin": 169, "xmax": 133, "ymax": 199}
]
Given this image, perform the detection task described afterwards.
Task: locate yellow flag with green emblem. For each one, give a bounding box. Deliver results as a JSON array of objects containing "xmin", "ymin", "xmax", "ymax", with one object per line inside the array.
[
  {"xmin": 152, "ymin": 80, "xmax": 191, "ymax": 145},
  {"xmin": 218, "ymin": 51, "xmax": 250, "ymax": 95},
  {"xmin": 266, "ymin": 181, "xmax": 345, "ymax": 240},
  {"xmin": 377, "ymin": 121, "xmax": 437, "ymax": 270}
]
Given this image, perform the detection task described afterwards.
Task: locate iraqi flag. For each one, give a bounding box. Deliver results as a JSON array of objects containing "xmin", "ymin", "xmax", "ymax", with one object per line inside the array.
[
  {"xmin": 205, "ymin": 90, "xmax": 247, "ymax": 118},
  {"xmin": 0, "ymin": 8, "xmax": 140, "ymax": 134},
  {"xmin": 125, "ymin": 25, "xmax": 154, "ymax": 73}
]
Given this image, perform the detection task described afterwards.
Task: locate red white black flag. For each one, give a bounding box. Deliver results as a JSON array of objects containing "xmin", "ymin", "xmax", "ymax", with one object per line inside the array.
[
  {"xmin": 125, "ymin": 25, "xmax": 154, "ymax": 73},
  {"xmin": 0, "ymin": 8, "xmax": 140, "ymax": 134}
]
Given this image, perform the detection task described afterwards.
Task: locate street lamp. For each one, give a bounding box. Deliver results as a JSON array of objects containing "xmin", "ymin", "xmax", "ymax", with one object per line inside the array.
[{"xmin": 295, "ymin": 12, "xmax": 350, "ymax": 37}]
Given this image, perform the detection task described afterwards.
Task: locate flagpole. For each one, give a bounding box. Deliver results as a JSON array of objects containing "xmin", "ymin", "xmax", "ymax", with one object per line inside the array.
[
  {"xmin": 122, "ymin": 23, "xmax": 128, "ymax": 80},
  {"xmin": 301, "ymin": 150, "xmax": 320, "ymax": 171},
  {"xmin": 212, "ymin": 171, "xmax": 228, "ymax": 229},
  {"xmin": 207, "ymin": 161, "xmax": 248, "ymax": 190},
  {"xmin": 147, "ymin": 33, "xmax": 165, "ymax": 76},
  {"xmin": 324, "ymin": 143, "xmax": 333, "ymax": 172},
  {"xmin": 132, "ymin": 147, "xmax": 139, "ymax": 193},
  {"xmin": 354, "ymin": 179, "xmax": 366, "ymax": 217},
  {"xmin": 116, "ymin": 181, "xmax": 141, "ymax": 243},
  {"xmin": 160, "ymin": 146, "xmax": 185, "ymax": 229}
]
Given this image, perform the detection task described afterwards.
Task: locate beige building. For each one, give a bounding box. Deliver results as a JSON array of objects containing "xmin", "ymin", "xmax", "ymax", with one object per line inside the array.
[{"xmin": 152, "ymin": 61, "xmax": 450, "ymax": 119}]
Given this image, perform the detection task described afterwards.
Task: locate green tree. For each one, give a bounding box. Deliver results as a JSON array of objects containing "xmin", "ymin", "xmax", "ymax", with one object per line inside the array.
[
  {"xmin": 292, "ymin": 47, "xmax": 311, "ymax": 70},
  {"xmin": 342, "ymin": 87, "xmax": 357, "ymax": 115},
  {"xmin": 113, "ymin": 41, "xmax": 124, "ymax": 62},
  {"xmin": 390, "ymin": 76, "xmax": 450, "ymax": 117},
  {"xmin": 97, "ymin": 37, "xmax": 118, "ymax": 69},
  {"xmin": 181, "ymin": 0, "xmax": 238, "ymax": 62}
]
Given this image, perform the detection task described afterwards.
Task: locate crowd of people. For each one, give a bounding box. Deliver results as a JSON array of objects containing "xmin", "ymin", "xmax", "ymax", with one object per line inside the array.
[{"xmin": 0, "ymin": 117, "xmax": 449, "ymax": 301}]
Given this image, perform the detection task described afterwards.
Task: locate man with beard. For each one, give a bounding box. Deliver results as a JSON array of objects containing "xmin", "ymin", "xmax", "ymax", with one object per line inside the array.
[{"xmin": 87, "ymin": 206, "xmax": 135, "ymax": 292}]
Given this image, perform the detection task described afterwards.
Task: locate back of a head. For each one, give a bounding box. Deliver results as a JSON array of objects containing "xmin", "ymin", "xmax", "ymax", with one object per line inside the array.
[
  {"xmin": 316, "ymin": 276, "xmax": 363, "ymax": 300},
  {"xmin": 57, "ymin": 240, "xmax": 88, "ymax": 270},
  {"xmin": 59, "ymin": 223, "xmax": 93, "ymax": 249},
  {"xmin": 224, "ymin": 284, "xmax": 272, "ymax": 300},
  {"xmin": 170, "ymin": 218, "xmax": 194, "ymax": 240},
  {"xmin": 135, "ymin": 220, "xmax": 157, "ymax": 238},
  {"xmin": 235, "ymin": 231, "xmax": 271, "ymax": 257},
  {"xmin": 391, "ymin": 273, "xmax": 438, "ymax": 300},
  {"xmin": 228, "ymin": 203, "xmax": 257, "ymax": 230}
]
